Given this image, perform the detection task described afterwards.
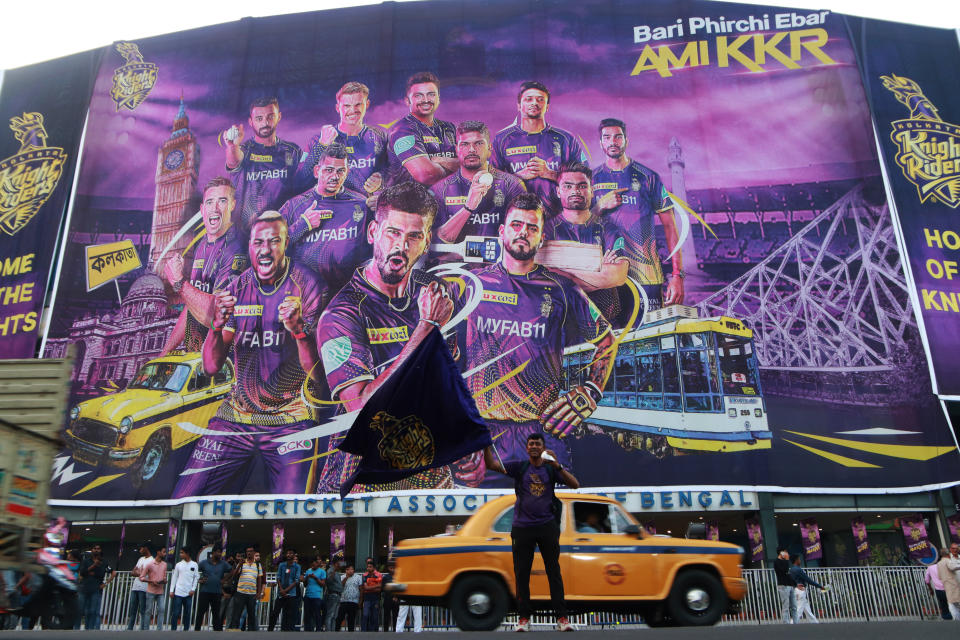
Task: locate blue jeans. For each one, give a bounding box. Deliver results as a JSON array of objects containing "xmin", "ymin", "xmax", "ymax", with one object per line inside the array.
[
  {"xmin": 170, "ymin": 594, "xmax": 193, "ymax": 631},
  {"xmin": 144, "ymin": 592, "xmax": 166, "ymax": 630},
  {"xmin": 127, "ymin": 590, "xmax": 146, "ymax": 630},
  {"xmin": 362, "ymin": 598, "xmax": 380, "ymax": 631},
  {"xmin": 77, "ymin": 590, "xmax": 102, "ymax": 630}
]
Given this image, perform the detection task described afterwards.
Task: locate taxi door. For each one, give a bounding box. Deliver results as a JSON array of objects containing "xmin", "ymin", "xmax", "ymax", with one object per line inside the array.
[{"xmin": 560, "ymin": 501, "xmax": 659, "ymax": 597}]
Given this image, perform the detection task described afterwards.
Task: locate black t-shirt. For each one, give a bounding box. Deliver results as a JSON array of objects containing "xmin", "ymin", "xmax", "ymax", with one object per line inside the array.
[
  {"xmin": 774, "ymin": 558, "xmax": 795, "ymax": 586},
  {"xmin": 78, "ymin": 558, "xmax": 107, "ymax": 594}
]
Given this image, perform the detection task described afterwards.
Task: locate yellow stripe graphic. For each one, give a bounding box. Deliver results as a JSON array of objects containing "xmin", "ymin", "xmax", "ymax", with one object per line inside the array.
[
  {"xmin": 785, "ymin": 431, "xmax": 955, "ymax": 461},
  {"xmin": 784, "ymin": 440, "xmax": 880, "ymax": 468},
  {"xmin": 73, "ymin": 474, "xmax": 125, "ymax": 496},
  {"xmin": 474, "ymin": 360, "xmax": 530, "ymax": 397}
]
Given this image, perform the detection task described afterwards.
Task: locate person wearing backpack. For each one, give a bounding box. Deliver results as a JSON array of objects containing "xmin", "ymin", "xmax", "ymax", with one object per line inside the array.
[{"xmin": 484, "ymin": 433, "xmax": 579, "ymax": 632}]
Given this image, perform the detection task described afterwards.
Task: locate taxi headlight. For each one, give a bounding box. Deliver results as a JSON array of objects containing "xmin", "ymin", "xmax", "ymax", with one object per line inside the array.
[
  {"xmin": 754, "ymin": 408, "xmax": 762, "ymax": 417},
  {"xmin": 727, "ymin": 408, "xmax": 737, "ymax": 418},
  {"xmin": 119, "ymin": 417, "xmax": 133, "ymax": 434},
  {"xmin": 69, "ymin": 406, "xmax": 80, "ymax": 421}
]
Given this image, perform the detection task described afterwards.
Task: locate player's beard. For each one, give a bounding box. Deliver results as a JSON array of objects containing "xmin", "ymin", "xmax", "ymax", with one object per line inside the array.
[
  {"xmin": 563, "ymin": 195, "xmax": 589, "ymax": 211},
  {"xmin": 505, "ymin": 238, "xmax": 537, "ymax": 261},
  {"xmin": 257, "ymin": 125, "xmax": 276, "ymax": 139},
  {"xmin": 604, "ymin": 145, "xmax": 624, "ymax": 159},
  {"xmin": 461, "ymin": 155, "xmax": 482, "ymax": 171},
  {"xmin": 376, "ymin": 250, "xmax": 409, "ymax": 285}
]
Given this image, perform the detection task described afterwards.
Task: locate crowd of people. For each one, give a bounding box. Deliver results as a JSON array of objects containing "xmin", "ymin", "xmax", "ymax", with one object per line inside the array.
[{"xmin": 0, "ymin": 541, "xmax": 422, "ymax": 632}]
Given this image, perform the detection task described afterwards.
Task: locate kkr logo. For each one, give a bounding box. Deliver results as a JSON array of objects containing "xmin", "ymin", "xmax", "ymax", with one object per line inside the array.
[
  {"xmin": 110, "ymin": 42, "xmax": 158, "ymax": 111},
  {"xmin": 0, "ymin": 113, "xmax": 67, "ymax": 236},
  {"xmin": 881, "ymin": 74, "xmax": 960, "ymax": 208},
  {"xmin": 370, "ymin": 410, "xmax": 435, "ymax": 470}
]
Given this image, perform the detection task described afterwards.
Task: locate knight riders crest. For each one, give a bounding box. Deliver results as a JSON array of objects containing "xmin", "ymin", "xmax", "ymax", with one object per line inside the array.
[
  {"xmin": 370, "ymin": 410, "xmax": 436, "ymax": 470},
  {"xmin": 110, "ymin": 42, "xmax": 159, "ymax": 111},
  {"xmin": 881, "ymin": 74, "xmax": 960, "ymax": 209},
  {"xmin": 0, "ymin": 113, "xmax": 67, "ymax": 236}
]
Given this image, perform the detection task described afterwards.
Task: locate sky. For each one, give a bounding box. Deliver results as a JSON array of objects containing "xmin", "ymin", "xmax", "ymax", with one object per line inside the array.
[{"xmin": 0, "ymin": 0, "xmax": 958, "ymax": 70}]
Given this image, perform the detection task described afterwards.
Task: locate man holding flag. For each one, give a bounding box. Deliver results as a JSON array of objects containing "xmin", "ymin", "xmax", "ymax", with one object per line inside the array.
[{"xmin": 315, "ymin": 181, "xmax": 484, "ymax": 493}]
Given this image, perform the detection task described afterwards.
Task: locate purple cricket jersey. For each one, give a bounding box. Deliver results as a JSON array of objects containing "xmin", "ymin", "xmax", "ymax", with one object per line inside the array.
[
  {"xmin": 505, "ymin": 461, "xmax": 557, "ymax": 528},
  {"xmin": 490, "ymin": 122, "xmax": 588, "ymax": 215},
  {"xmin": 297, "ymin": 125, "xmax": 388, "ymax": 194},
  {"xmin": 219, "ymin": 261, "xmax": 327, "ymax": 424},
  {"xmin": 464, "ymin": 263, "xmax": 610, "ymax": 424},
  {"xmin": 314, "ymin": 267, "xmax": 459, "ymax": 492},
  {"xmin": 430, "ymin": 167, "xmax": 527, "ymax": 240},
  {"xmin": 229, "ymin": 138, "xmax": 303, "ymax": 233},
  {"xmin": 592, "ymin": 160, "xmax": 671, "ymax": 286},
  {"xmin": 279, "ymin": 186, "xmax": 372, "ymax": 292},
  {"xmin": 543, "ymin": 214, "xmax": 625, "ymax": 321},
  {"xmin": 183, "ymin": 226, "xmax": 248, "ymax": 351},
  {"xmin": 386, "ymin": 114, "xmax": 456, "ymax": 185}
]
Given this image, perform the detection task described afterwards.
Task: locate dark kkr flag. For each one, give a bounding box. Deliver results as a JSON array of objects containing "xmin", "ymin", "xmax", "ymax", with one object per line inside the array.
[{"xmin": 338, "ymin": 328, "xmax": 492, "ymax": 497}]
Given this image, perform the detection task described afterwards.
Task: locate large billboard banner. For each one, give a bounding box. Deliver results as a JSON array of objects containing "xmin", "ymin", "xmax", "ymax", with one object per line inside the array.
[
  {"xmin": 36, "ymin": 0, "xmax": 960, "ymax": 505},
  {"xmin": 0, "ymin": 51, "xmax": 100, "ymax": 357}
]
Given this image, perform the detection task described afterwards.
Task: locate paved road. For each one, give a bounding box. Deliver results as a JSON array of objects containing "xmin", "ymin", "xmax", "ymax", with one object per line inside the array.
[{"xmin": 1, "ymin": 622, "xmax": 957, "ymax": 638}]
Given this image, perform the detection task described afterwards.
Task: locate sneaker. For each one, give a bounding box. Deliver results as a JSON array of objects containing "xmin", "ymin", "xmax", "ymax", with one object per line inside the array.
[
  {"xmin": 557, "ymin": 617, "xmax": 576, "ymax": 632},
  {"xmin": 515, "ymin": 618, "xmax": 530, "ymax": 632}
]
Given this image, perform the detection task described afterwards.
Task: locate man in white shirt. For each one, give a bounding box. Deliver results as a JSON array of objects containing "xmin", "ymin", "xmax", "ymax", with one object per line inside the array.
[
  {"xmin": 169, "ymin": 547, "xmax": 200, "ymax": 631},
  {"xmin": 126, "ymin": 543, "xmax": 153, "ymax": 630}
]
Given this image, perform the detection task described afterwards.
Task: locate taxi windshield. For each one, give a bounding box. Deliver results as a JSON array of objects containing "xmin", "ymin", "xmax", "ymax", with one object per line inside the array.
[
  {"xmin": 129, "ymin": 363, "xmax": 192, "ymax": 392},
  {"xmin": 716, "ymin": 335, "xmax": 760, "ymax": 396}
]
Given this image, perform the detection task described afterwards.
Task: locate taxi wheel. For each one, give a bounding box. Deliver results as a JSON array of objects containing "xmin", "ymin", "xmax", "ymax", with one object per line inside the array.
[
  {"xmin": 666, "ymin": 570, "xmax": 727, "ymax": 626},
  {"xmin": 132, "ymin": 433, "xmax": 170, "ymax": 487},
  {"xmin": 449, "ymin": 574, "xmax": 509, "ymax": 631}
]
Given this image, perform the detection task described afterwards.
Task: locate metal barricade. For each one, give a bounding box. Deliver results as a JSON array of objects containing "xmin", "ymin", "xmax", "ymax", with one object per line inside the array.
[{"xmin": 91, "ymin": 565, "xmax": 942, "ymax": 630}]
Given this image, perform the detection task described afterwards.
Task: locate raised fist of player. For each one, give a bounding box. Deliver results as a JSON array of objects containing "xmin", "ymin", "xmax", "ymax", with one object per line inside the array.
[
  {"xmin": 452, "ymin": 450, "xmax": 485, "ymax": 487},
  {"xmin": 224, "ymin": 124, "xmax": 244, "ymax": 148},
  {"xmin": 466, "ymin": 172, "xmax": 492, "ymax": 210},
  {"xmin": 163, "ymin": 253, "xmax": 185, "ymax": 285},
  {"xmin": 597, "ymin": 188, "xmax": 628, "ymax": 212},
  {"xmin": 541, "ymin": 385, "xmax": 598, "ymax": 438},
  {"xmin": 278, "ymin": 295, "xmax": 304, "ymax": 334},
  {"xmin": 363, "ymin": 172, "xmax": 383, "ymax": 195},
  {"xmin": 212, "ymin": 290, "xmax": 237, "ymax": 330},
  {"xmin": 319, "ymin": 124, "xmax": 338, "ymax": 145},
  {"xmin": 417, "ymin": 281, "xmax": 454, "ymax": 328}
]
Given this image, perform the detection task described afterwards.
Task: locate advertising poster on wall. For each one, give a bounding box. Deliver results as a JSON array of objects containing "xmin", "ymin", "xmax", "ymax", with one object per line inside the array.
[
  {"xmin": 745, "ymin": 515, "xmax": 763, "ymax": 564},
  {"xmin": 800, "ymin": 517, "xmax": 822, "ymax": 560},
  {"xmin": 899, "ymin": 513, "xmax": 931, "ymax": 561},
  {"xmin": 36, "ymin": 0, "xmax": 960, "ymax": 506},
  {"xmin": 331, "ymin": 523, "xmax": 346, "ymax": 562},
  {"xmin": 947, "ymin": 513, "xmax": 960, "ymax": 545},
  {"xmin": 851, "ymin": 516, "xmax": 870, "ymax": 562},
  {"xmin": 846, "ymin": 18, "xmax": 960, "ymax": 400},
  {"xmin": 0, "ymin": 50, "xmax": 100, "ymax": 357}
]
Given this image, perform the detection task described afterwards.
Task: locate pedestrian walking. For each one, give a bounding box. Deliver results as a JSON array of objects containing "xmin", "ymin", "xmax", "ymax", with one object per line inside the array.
[
  {"xmin": 395, "ymin": 603, "xmax": 423, "ymax": 633},
  {"xmin": 773, "ymin": 548, "xmax": 796, "ymax": 623},
  {"xmin": 926, "ymin": 551, "xmax": 952, "ymax": 620},
  {"xmin": 788, "ymin": 555, "xmax": 828, "ymax": 624}
]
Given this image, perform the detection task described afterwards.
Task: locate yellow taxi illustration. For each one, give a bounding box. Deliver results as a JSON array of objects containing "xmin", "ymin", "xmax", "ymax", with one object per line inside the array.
[
  {"xmin": 387, "ymin": 493, "xmax": 747, "ymax": 630},
  {"xmin": 64, "ymin": 351, "xmax": 234, "ymax": 487}
]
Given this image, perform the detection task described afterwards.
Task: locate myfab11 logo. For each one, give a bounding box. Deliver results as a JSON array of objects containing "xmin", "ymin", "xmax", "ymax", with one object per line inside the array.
[
  {"xmin": 110, "ymin": 42, "xmax": 158, "ymax": 111},
  {"xmin": 0, "ymin": 113, "xmax": 67, "ymax": 236},
  {"xmin": 881, "ymin": 74, "xmax": 960, "ymax": 208}
]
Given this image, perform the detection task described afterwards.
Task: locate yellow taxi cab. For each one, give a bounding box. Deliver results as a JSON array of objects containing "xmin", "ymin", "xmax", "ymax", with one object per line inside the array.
[
  {"xmin": 387, "ymin": 493, "xmax": 747, "ymax": 630},
  {"xmin": 64, "ymin": 351, "xmax": 234, "ymax": 487}
]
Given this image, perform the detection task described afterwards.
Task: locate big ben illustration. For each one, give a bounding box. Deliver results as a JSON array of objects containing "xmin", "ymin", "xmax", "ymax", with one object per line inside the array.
[{"xmin": 150, "ymin": 96, "xmax": 201, "ymax": 268}]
